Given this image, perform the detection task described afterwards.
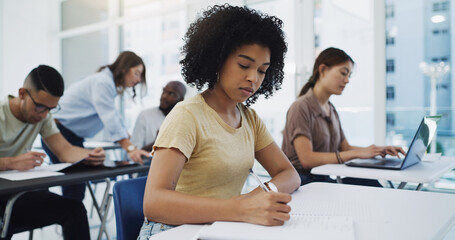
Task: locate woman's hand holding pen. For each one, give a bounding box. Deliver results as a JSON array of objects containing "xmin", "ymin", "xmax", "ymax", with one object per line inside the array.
[
  {"xmin": 7, "ymin": 151, "xmax": 46, "ymax": 171},
  {"xmin": 233, "ymin": 191, "xmax": 292, "ymax": 226}
]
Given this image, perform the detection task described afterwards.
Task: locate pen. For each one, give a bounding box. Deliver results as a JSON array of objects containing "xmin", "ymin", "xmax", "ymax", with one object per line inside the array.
[
  {"xmin": 249, "ymin": 168, "xmax": 270, "ymax": 192},
  {"xmin": 25, "ymin": 148, "xmax": 46, "ymax": 164}
]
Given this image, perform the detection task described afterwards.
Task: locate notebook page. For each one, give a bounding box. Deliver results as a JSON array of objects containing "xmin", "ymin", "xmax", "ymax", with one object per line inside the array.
[{"xmin": 196, "ymin": 215, "xmax": 354, "ymax": 240}]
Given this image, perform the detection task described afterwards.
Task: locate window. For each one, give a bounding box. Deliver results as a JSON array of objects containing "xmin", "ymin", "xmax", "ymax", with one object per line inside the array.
[
  {"xmin": 386, "ymin": 4, "xmax": 394, "ymax": 18},
  {"xmin": 314, "ymin": 35, "xmax": 319, "ymax": 48},
  {"xmin": 441, "ymin": 1, "xmax": 449, "ymax": 10},
  {"xmin": 387, "ymin": 113, "xmax": 395, "ymax": 127},
  {"xmin": 386, "ymin": 36, "xmax": 395, "ymax": 45},
  {"xmin": 433, "ymin": 1, "xmax": 449, "ymax": 11},
  {"xmin": 386, "ymin": 0, "xmax": 453, "ymax": 156},
  {"xmin": 386, "ymin": 59, "xmax": 395, "ymax": 73},
  {"xmin": 386, "ymin": 86, "xmax": 395, "ymax": 100},
  {"xmin": 433, "ymin": 2, "xmax": 441, "ymax": 11}
]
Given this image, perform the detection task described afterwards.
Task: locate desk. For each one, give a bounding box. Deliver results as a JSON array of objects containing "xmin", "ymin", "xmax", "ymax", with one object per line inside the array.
[
  {"xmin": 0, "ymin": 164, "xmax": 149, "ymax": 239},
  {"xmin": 311, "ymin": 156, "xmax": 455, "ymax": 190},
  {"xmin": 151, "ymin": 182, "xmax": 455, "ymax": 240}
]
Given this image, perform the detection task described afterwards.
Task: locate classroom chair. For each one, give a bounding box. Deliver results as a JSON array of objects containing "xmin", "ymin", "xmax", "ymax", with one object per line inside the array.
[{"xmin": 113, "ymin": 176, "xmax": 147, "ymax": 240}]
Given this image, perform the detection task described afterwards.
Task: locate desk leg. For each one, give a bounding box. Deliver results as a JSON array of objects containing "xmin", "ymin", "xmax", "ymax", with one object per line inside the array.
[
  {"xmin": 416, "ymin": 183, "xmax": 424, "ymax": 191},
  {"xmin": 336, "ymin": 176, "xmax": 342, "ymax": 184},
  {"xmin": 1, "ymin": 191, "xmax": 26, "ymax": 238},
  {"xmin": 397, "ymin": 182, "xmax": 407, "ymax": 189},
  {"xmin": 387, "ymin": 181, "xmax": 395, "ymax": 188},
  {"xmin": 86, "ymin": 178, "xmax": 111, "ymax": 240}
]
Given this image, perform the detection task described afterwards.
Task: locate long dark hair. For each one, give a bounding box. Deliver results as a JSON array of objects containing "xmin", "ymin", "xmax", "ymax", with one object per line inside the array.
[
  {"xmin": 298, "ymin": 47, "xmax": 354, "ymax": 97},
  {"xmin": 98, "ymin": 51, "xmax": 146, "ymax": 99}
]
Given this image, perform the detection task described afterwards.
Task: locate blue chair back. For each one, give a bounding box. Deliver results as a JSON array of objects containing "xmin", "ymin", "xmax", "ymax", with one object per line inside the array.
[{"xmin": 113, "ymin": 176, "xmax": 147, "ymax": 240}]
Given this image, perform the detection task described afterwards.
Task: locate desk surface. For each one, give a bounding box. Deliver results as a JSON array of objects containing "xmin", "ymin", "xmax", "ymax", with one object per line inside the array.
[
  {"xmin": 311, "ymin": 156, "xmax": 455, "ymax": 184},
  {"xmin": 151, "ymin": 182, "xmax": 455, "ymax": 240},
  {"xmin": 0, "ymin": 164, "xmax": 149, "ymax": 196}
]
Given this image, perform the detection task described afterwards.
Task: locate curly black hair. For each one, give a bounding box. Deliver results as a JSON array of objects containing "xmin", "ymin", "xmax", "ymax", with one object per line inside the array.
[{"xmin": 180, "ymin": 4, "xmax": 287, "ymax": 105}]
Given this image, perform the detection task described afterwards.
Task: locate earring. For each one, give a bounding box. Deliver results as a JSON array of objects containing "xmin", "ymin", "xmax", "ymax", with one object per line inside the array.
[{"xmin": 216, "ymin": 72, "xmax": 220, "ymax": 82}]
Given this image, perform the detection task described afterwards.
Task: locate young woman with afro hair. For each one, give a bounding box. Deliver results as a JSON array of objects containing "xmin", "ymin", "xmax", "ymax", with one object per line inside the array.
[{"xmin": 139, "ymin": 4, "xmax": 300, "ymax": 238}]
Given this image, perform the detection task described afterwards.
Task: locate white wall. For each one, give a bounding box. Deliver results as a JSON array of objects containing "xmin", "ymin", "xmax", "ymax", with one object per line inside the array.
[{"xmin": 0, "ymin": 0, "xmax": 60, "ymax": 98}]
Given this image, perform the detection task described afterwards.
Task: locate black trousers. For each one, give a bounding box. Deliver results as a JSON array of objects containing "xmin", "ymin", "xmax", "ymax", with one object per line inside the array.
[
  {"xmin": 41, "ymin": 122, "xmax": 86, "ymax": 201},
  {"xmin": 0, "ymin": 190, "xmax": 90, "ymax": 240}
]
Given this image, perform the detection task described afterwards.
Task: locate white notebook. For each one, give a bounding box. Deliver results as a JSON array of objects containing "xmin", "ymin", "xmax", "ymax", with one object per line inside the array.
[{"xmin": 196, "ymin": 214, "xmax": 355, "ymax": 240}]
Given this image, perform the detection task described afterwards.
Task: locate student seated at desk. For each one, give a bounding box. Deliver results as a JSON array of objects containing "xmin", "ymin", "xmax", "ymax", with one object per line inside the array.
[
  {"xmin": 41, "ymin": 51, "xmax": 149, "ymax": 201},
  {"xmin": 138, "ymin": 5, "xmax": 300, "ymax": 238},
  {"xmin": 131, "ymin": 81, "xmax": 187, "ymax": 152},
  {"xmin": 282, "ymin": 47, "xmax": 405, "ymax": 186},
  {"xmin": 0, "ymin": 65, "xmax": 105, "ymax": 240}
]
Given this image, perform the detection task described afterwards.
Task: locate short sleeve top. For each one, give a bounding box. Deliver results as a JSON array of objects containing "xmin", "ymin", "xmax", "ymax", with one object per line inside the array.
[{"xmin": 282, "ymin": 89, "xmax": 345, "ymax": 174}]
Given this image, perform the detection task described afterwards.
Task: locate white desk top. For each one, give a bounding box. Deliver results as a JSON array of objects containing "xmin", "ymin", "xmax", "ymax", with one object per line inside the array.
[
  {"xmin": 151, "ymin": 182, "xmax": 455, "ymax": 240},
  {"xmin": 311, "ymin": 156, "xmax": 455, "ymax": 184}
]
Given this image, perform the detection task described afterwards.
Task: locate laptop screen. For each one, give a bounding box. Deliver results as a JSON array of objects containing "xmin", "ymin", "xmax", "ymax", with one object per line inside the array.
[{"xmin": 401, "ymin": 115, "xmax": 441, "ymax": 169}]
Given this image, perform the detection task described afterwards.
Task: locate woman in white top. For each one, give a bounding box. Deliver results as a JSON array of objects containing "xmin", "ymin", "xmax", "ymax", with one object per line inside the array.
[{"xmin": 42, "ymin": 51, "xmax": 149, "ymax": 201}]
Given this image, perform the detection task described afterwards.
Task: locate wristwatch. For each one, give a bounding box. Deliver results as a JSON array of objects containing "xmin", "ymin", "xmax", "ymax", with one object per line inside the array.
[{"xmin": 126, "ymin": 145, "xmax": 137, "ymax": 153}]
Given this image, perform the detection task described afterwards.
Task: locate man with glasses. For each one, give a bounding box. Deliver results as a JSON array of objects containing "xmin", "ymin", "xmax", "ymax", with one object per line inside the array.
[{"xmin": 0, "ymin": 65, "xmax": 105, "ymax": 240}]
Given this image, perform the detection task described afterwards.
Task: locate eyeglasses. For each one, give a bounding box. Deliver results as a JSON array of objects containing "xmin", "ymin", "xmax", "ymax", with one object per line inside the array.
[{"xmin": 25, "ymin": 89, "xmax": 61, "ymax": 114}]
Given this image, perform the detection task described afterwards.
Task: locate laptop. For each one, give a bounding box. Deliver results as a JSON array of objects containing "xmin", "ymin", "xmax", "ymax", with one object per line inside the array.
[{"xmin": 344, "ymin": 115, "xmax": 441, "ymax": 170}]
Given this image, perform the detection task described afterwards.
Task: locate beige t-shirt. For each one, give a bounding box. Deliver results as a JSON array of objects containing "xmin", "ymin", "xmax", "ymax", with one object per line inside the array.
[
  {"xmin": 0, "ymin": 96, "xmax": 59, "ymax": 158},
  {"xmin": 154, "ymin": 94, "xmax": 274, "ymax": 199}
]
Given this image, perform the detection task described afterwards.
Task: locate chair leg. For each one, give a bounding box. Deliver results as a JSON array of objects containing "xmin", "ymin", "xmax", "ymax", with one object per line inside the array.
[
  {"xmin": 89, "ymin": 182, "xmax": 98, "ymax": 218},
  {"xmin": 28, "ymin": 229, "xmax": 33, "ymax": 240}
]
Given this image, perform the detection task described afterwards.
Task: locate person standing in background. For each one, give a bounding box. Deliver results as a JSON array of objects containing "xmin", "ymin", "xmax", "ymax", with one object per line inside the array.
[{"xmin": 41, "ymin": 51, "xmax": 149, "ymax": 201}]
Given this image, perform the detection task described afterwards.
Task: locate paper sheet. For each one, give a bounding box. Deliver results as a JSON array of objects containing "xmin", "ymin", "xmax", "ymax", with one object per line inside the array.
[
  {"xmin": 196, "ymin": 215, "xmax": 355, "ymax": 240},
  {"xmin": 0, "ymin": 162, "xmax": 81, "ymax": 181},
  {"xmin": 0, "ymin": 168, "xmax": 64, "ymax": 181}
]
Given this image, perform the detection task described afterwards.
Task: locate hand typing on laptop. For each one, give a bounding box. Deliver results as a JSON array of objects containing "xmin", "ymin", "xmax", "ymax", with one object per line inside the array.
[
  {"xmin": 347, "ymin": 144, "xmax": 406, "ymax": 160},
  {"xmin": 345, "ymin": 116, "xmax": 441, "ymax": 170}
]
